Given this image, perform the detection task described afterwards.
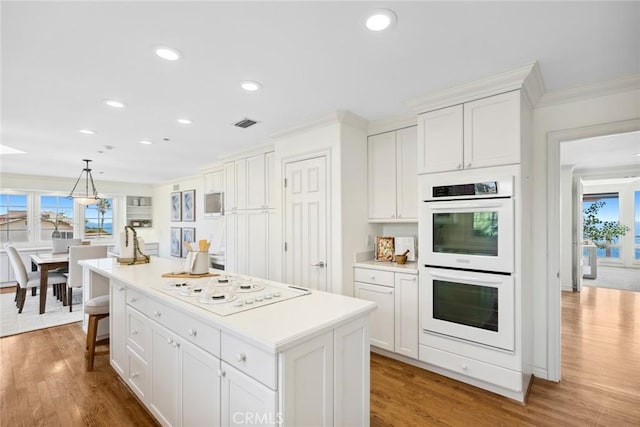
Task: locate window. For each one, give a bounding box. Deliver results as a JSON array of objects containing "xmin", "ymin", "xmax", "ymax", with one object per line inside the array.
[
  {"xmin": 40, "ymin": 195, "xmax": 74, "ymax": 240},
  {"xmin": 635, "ymin": 191, "xmax": 640, "ymax": 260},
  {"xmin": 583, "ymin": 193, "xmax": 621, "ymax": 259},
  {"xmin": 0, "ymin": 193, "xmax": 28, "ymax": 243},
  {"xmin": 84, "ymin": 198, "xmax": 113, "ymax": 239}
]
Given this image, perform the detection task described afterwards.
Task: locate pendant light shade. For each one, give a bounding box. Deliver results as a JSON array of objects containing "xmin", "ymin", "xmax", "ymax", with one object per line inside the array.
[{"xmin": 68, "ymin": 159, "xmax": 100, "ymax": 205}]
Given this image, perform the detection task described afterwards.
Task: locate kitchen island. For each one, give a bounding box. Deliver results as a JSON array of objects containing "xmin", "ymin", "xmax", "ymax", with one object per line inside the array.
[{"xmin": 81, "ymin": 257, "xmax": 376, "ymax": 427}]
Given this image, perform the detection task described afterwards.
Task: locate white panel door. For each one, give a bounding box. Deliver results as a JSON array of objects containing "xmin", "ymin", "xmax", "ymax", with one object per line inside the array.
[
  {"xmin": 225, "ymin": 212, "xmax": 237, "ymax": 274},
  {"xmin": 224, "ymin": 162, "xmax": 237, "ymax": 212},
  {"xmin": 220, "ymin": 362, "xmax": 277, "ymax": 426},
  {"xmin": 247, "ymin": 210, "xmax": 267, "ymax": 279},
  {"xmin": 463, "ymin": 90, "xmax": 520, "ymax": 169},
  {"xmin": 394, "ymin": 273, "xmax": 419, "ymax": 359},
  {"xmin": 265, "ymin": 152, "xmax": 275, "ymax": 209},
  {"xmin": 246, "ymin": 154, "xmax": 266, "ymax": 209},
  {"xmin": 179, "ymin": 339, "xmax": 221, "ymax": 427},
  {"xmin": 354, "ymin": 282, "xmax": 394, "ymax": 351},
  {"xmin": 368, "ymin": 131, "xmax": 397, "ymax": 219},
  {"xmin": 284, "ymin": 156, "xmax": 328, "ymax": 291},
  {"xmin": 395, "ymin": 126, "xmax": 418, "ymax": 220},
  {"xmin": 417, "ymin": 104, "xmax": 463, "ymax": 173},
  {"xmin": 236, "ymin": 211, "xmax": 248, "ymax": 275},
  {"xmin": 149, "ymin": 321, "xmax": 179, "ymax": 427}
]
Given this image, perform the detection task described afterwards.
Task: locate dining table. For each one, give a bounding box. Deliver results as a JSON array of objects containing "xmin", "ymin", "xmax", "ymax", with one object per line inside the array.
[{"xmin": 30, "ymin": 253, "xmax": 69, "ymax": 314}]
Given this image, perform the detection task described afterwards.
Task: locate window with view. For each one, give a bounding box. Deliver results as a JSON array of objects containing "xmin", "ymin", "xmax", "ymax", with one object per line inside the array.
[
  {"xmin": 583, "ymin": 193, "xmax": 621, "ymax": 259},
  {"xmin": 40, "ymin": 195, "xmax": 74, "ymax": 240},
  {"xmin": 0, "ymin": 193, "xmax": 29, "ymax": 243},
  {"xmin": 635, "ymin": 190, "xmax": 640, "ymax": 260},
  {"xmin": 85, "ymin": 198, "xmax": 113, "ymax": 239}
]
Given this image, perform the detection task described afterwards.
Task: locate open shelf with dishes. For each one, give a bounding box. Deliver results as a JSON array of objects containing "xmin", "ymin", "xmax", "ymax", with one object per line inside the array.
[{"xmin": 126, "ymin": 195, "xmax": 153, "ymax": 228}]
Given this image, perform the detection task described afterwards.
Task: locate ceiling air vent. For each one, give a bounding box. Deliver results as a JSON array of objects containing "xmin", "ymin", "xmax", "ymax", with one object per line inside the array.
[{"xmin": 234, "ymin": 118, "xmax": 258, "ymax": 129}]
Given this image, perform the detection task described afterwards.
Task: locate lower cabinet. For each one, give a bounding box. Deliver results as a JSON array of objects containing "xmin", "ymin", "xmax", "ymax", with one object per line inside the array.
[
  {"xmin": 220, "ymin": 361, "xmax": 277, "ymax": 426},
  {"xmin": 354, "ymin": 267, "xmax": 419, "ymax": 359},
  {"xmin": 110, "ymin": 282, "xmax": 127, "ymax": 377}
]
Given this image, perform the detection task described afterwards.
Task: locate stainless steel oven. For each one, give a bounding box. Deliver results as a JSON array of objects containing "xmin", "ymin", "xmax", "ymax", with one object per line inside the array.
[
  {"xmin": 420, "ymin": 173, "xmax": 514, "ymax": 274},
  {"xmin": 420, "ymin": 267, "xmax": 514, "ymax": 351}
]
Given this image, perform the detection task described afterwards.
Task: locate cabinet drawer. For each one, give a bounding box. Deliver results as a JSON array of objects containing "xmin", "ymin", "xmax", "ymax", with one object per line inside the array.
[
  {"xmin": 419, "ymin": 345, "xmax": 522, "ymax": 392},
  {"xmin": 221, "ymin": 333, "xmax": 276, "ymax": 390},
  {"xmin": 147, "ymin": 299, "xmax": 221, "ymax": 357},
  {"xmin": 127, "ymin": 347, "xmax": 149, "ymax": 402},
  {"xmin": 354, "ymin": 268, "xmax": 394, "ymax": 287},
  {"xmin": 126, "ymin": 288, "xmax": 148, "ymax": 314},
  {"xmin": 127, "ymin": 307, "xmax": 148, "ymax": 359}
]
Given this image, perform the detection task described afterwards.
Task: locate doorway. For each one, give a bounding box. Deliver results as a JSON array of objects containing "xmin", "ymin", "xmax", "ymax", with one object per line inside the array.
[{"xmin": 283, "ymin": 155, "xmax": 329, "ymax": 291}]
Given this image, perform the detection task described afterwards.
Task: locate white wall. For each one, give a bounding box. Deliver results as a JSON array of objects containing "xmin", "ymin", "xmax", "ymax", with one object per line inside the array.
[
  {"xmin": 531, "ymin": 86, "xmax": 640, "ymax": 379},
  {"xmin": 559, "ymin": 165, "xmax": 576, "ymax": 290}
]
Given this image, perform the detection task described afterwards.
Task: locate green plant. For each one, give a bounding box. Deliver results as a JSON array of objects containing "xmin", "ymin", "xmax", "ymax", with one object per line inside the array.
[
  {"xmin": 96, "ymin": 198, "xmax": 112, "ymax": 238},
  {"xmin": 583, "ymin": 201, "xmax": 630, "ymax": 251}
]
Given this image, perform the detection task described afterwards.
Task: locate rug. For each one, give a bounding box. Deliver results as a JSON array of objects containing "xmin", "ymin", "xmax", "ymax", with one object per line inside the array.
[
  {"xmin": 582, "ymin": 265, "xmax": 640, "ymax": 292},
  {"xmin": 0, "ymin": 287, "xmax": 83, "ymax": 337}
]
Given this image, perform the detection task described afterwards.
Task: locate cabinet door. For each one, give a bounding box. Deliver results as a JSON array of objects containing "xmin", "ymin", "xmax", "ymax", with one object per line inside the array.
[
  {"xmin": 247, "ymin": 210, "xmax": 267, "ymax": 279},
  {"xmin": 266, "ymin": 210, "xmax": 279, "ymax": 281},
  {"xmin": 417, "ymin": 104, "xmax": 463, "ymax": 173},
  {"xmin": 280, "ymin": 331, "xmax": 333, "ymax": 427},
  {"xmin": 368, "ymin": 132, "xmax": 397, "ymax": 219},
  {"xmin": 394, "ymin": 273, "xmax": 419, "ymax": 359},
  {"xmin": 225, "ymin": 212, "xmax": 237, "ymax": 274},
  {"xmin": 110, "ymin": 282, "xmax": 128, "ymax": 377},
  {"xmin": 247, "ymin": 154, "xmax": 266, "ymax": 209},
  {"xmin": 395, "ymin": 126, "xmax": 418, "ymax": 220},
  {"xmin": 354, "ymin": 282, "xmax": 394, "ymax": 351},
  {"xmin": 236, "ymin": 211, "xmax": 248, "ymax": 275},
  {"xmin": 265, "ymin": 152, "xmax": 275, "ymax": 209},
  {"xmin": 179, "ymin": 339, "xmax": 221, "ymax": 427},
  {"xmin": 224, "ymin": 162, "xmax": 237, "ymax": 211},
  {"xmin": 149, "ymin": 321, "xmax": 179, "ymax": 427},
  {"xmin": 220, "ymin": 362, "xmax": 277, "ymax": 426},
  {"xmin": 205, "ymin": 170, "xmax": 224, "ymax": 193},
  {"xmin": 236, "ymin": 159, "xmax": 247, "ymax": 210},
  {"xmin": 463, "ymin": 90, "xmax": 521, "ymax": 169}
]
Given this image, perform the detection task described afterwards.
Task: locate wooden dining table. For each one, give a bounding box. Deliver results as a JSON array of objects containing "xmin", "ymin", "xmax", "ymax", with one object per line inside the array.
[{"xmin": 30, "ymin": 253, "xmax": 69, "ymax": 314}]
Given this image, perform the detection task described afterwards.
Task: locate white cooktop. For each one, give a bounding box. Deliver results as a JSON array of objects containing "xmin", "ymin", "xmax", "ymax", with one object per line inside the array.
[{"xmin": 154, "ymin": 276, "xmax": 310, "ymax": 316}]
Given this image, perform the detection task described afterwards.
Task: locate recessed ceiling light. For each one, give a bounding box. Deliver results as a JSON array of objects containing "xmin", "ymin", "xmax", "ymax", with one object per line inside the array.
[
  {"xmin": 177, "ymin": 118, "xmax": 192, "ymax": 125},
  {"xmin": 155, "ymin": 46, "xmax": 181, "ymax": 61},
  {"xmin": 365, "ymin": 9, "xmax": 397, "ymax": 31},
  {"xmin": 103, "ymin": 99, "xmax": 126, "ymax": 108},
  {"xmin": 241, "ymin": 81, "xmax": 262, "ymax": 92},
  {"xmin": 140, "ymin": 140, "xmax": 153, "ymax": 145},
  {"xmin": 79, "ymin": 129, "xmax": 96, "ymax": 135}
]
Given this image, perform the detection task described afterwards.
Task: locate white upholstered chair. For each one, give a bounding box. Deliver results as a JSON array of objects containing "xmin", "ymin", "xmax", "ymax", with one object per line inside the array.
[
  {"xmin": 5, "ymin": 244, "xmax": 67, "ymax": 313},
  {"xmin": 66, "ymin": 245, "xmax": 108, "ymax": 312}
]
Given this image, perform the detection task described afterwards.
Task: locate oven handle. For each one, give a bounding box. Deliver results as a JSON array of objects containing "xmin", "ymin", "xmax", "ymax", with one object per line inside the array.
[
  {"xmin": 428, "ymin": 202, "xmax": 506, "ymax": 210},
  {"xmin": 428, "ymin": 270, "xmax": 503, "ymax": 285}
]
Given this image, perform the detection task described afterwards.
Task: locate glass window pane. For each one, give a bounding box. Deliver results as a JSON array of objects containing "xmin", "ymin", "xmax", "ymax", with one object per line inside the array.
[
  {"xmin": 85, "ymin": 199, "xmax": 113, "ymax": 239},
  {"xmin": 583, "ymin": 193, "xmax": 621, "ymax": 259},
  {"xmin": 40, "ymin": 195, "xmax": 74, "ymax": 240},
  {"xmin": 0, "ymin": 193, "xmax": 28, "ymax": 243}
]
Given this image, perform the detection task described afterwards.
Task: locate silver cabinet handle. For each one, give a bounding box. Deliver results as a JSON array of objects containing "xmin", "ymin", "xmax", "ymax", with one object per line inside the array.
[
  {"xmin": 217, "ymin": 369, "xmax": 226, "ymax": 377},
  {"xmin": 467, "ymin": 163, "xmax": 472, "ymax": 168},
  {"xmin": 188, "ymin": 328, "xmax": 197, "ymax": 337},
  {"xmin": 311, "ymin": 261, "xmax": 325, "ymax": 268},
  {"xmin": 235, "ymin": 352, "xmax": 247, "ymax": 362},
  {"xmin": 118, "ymin": 286, "xmax": 126, "ymax": 291},
  {"xmin": 457, "ymin": 164, "xmax": 462, "ymax": 169},
  {"xmin": 130, "ymin": 297, "xmax": 138, "ymax": 303},
  {"xmin": 131, "ymin": 330, "xmax": 138, "ymax": 336},
  {"xmin": 131, "ymin": 372, "xmax": 140, "ymax": 379},
  {"xmin": 154, "ymin": 311, "xmax": 161, "ymax": 317}
]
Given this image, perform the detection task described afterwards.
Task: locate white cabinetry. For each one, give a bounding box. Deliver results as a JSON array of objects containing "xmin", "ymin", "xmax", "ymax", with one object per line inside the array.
[
  {"xmin": 126, "ymin": 196, "xmax": 153, "ymax": 228},
  {"xmin": 225, "ymin": 211, "xmax": 248, "ymax": 275},
  {"xmin": 224, "ymin": 159, "xmax": 246, "ymax": 211},
  {"xmin": 220, "ymin": 361, "xmax": 277, "ymax": 426},
  {"xmin": 368, "ymin": 126, "xmax": 418, "ymax": 221},
  {"xmin": 110, "ymin": 281, "xmax": 128, "ymax": 377},
  {"xmin": 354, "ymin": 267, "xmax": 418, "ymax": 358},
  {"xmin": 204, "ymin": 170, "xmax": 224, "ymax": 193},
  {"xmin": 417, "ymin": 90, "xmax": 521, "ymax": 174}
]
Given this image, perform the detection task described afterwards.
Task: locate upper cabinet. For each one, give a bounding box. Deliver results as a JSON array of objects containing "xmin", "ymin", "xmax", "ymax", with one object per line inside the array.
[
  {"xmin": 204, "ymin": 170, "xmax": 224, "ymax": 193},
  {"xmin": 126, "ymin": 195, "xmax": 152, "ymax": 228},
  {"xmin": 225, "ymin": 152, "xmax": 275, "ymax": 212},
  {"xmin": 368, "ymin": 126, "xmax": 418, "ymax": 222},
  {"xmin": 224, "ymin": 159, "xmax": 246, "ymax": 211},
  {"xmin": 417, "ymin": 90, "xmax": 521, "ymax": 174}
]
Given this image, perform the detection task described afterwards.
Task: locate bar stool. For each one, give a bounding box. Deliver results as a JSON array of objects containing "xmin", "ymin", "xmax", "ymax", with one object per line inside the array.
[{"xmin": 85, "ymin": 295, "xmax": 110, "ymax": 371}]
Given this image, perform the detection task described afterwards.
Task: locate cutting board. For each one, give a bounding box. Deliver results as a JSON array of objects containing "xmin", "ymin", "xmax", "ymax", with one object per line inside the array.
[{"xmin": 161, "ymin": 272, "xmax": 220, "ymax": 279}]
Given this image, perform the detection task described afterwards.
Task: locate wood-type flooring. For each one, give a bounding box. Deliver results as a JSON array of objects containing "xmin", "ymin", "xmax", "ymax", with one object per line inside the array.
[{"xmin": 1, "ymin": 286, "xmax": 638, "ymax": 426}]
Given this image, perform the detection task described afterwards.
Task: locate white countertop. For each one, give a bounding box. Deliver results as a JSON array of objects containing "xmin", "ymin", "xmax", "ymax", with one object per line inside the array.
[
  {"xmin": 353, "ymin": 259, "xmax": 419, "ymax": 274},
  {"xmin": 81, "ymin": 257, "xmax": 376, "ymax": 352}
]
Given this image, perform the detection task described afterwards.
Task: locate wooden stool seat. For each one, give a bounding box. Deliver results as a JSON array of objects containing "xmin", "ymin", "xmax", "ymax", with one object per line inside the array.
[{"xmin": 85, "ymin": 295, "xmax": 110, "ymax": 371}]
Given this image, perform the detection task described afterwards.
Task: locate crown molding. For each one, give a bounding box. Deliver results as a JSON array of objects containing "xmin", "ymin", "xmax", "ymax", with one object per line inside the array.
[
  {"xmin": 407, "ymin": 62, "xmax": 542, "ymax": 113},
  {"xmin": 216, "ymin": 142, "xmax": 275, "ymax": 162},
  {"xmin": 367, "ymin": 111, "xmax": 417, "ymax": 136},
  {"xmin": 270, "ymin": 110, "xmax": 368, "ymax": 140},
  {"xmin": 537, "ymin": 73, "xmax": 640, "ymax": 108}
]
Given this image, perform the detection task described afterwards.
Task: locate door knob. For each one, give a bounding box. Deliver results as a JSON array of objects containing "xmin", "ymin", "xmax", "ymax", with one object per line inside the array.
[{"xmin": 311, "ymin": 261, "xmax": 326, "ymax": 268}]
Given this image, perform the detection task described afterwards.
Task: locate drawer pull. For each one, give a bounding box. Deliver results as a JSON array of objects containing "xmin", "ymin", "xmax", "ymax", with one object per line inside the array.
[
  {"xmin": 154, "ymin": 311, "xmax": 162, "ymax": 318},
  {"xmin": 235, "ymin": 352, "xmax": 247, "ymax": 362},
  {"xmin": 118, "ymin": 286, "xmax": 126, "ymax": 291},
  {"xmin": 370, "ymin": 276, "xmax": 375, "ymax": 280},
  {"xmin": 131, "ymin": 372, "xmax": 140, "ymax": 379},
  {"xmin": 167, "ymin": 338, "xmax": 174, "ymax": 345},
  {"xmin": 217, "ymin": 369, "xmax": 226, "ymax": 377},
  {"xmin": 131, "ymin": 330, "xmax": 138, "ymax": 336},
  {"xmin": 188, "ymin": 328, "xmax": 197, "ymax": 337},
  {"xmin": 130, "ymin": 297, "xmax": 138, "ymax": 303},
  {"xmin": 461, "ymin": 364, "xmax": 468, "ymax": 371},
  {"xmin": 172, "ymin": 341, "xmax": 180, "ymax": 349}
]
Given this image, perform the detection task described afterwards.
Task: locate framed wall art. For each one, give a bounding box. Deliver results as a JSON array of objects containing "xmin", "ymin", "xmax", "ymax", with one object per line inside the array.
[
  {"xmin": 181, "ymin": 227, "xmax": 195, "ymax": 257},
  {"xmin": 170, "ymin": 191, "xmax": 182, "ymax": 222},
  {"xmin": 170, "ymin": 227, "xmax": 182, "ymax": 257},
  {"xmin": 182, "ymin": 189, "xmax": 195, "ymax": 222}
]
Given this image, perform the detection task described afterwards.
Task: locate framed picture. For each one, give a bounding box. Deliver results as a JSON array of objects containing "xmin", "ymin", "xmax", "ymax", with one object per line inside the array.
[
  {"xmin": 182, "ymin": 190, "xmax": 195, "ymax": 222},
  {"xmin": 181, "ymin": 227, "xmax": 195, "ymax": 257},
  {"xmin": 170, "ymin": 227, "xmax": 182, "ymax": 257},
  {"xmin": 375, "ymin": 236, "xmax": 395, "ymax": 261},
  {"xmin": 170, "ymin": 191, "xmax": 182, "ymax": 221}
]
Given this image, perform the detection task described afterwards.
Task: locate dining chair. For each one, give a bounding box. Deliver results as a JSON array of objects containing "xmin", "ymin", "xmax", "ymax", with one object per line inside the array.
[
  {"xmin": 5, "ymin": 244, "xmax": 68, "ymax": 313},
  {"xmin": 66, "ymin": 245, "xmax": 108, "ymax": 312}
]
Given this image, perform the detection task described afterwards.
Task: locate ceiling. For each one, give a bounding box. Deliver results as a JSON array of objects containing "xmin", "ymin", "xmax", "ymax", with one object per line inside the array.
[
  {"xmin": 2, "ymin": 1, "xmax": 639, "ymax": 184},
  {"xmin": 561, "ymin": 131, "xmax": 640, "ymax": 171}
]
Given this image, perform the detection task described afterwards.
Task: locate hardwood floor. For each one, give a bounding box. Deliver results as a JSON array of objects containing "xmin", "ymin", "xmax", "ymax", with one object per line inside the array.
[
  {"xmin": 371, "ymin": 286, "xmax": 640, "ymax": 426},
  {"xmin": 1, "ymin": 286, "xmax": 638, "ymax": 426}
]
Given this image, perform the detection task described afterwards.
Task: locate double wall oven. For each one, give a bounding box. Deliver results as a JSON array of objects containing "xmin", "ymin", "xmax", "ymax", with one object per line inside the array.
[{"xmin": 419, "ymin": 172, "xmax": 515, "ymax": 351}]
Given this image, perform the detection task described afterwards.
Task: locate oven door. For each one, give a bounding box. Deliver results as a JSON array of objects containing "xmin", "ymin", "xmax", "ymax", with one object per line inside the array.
[
  {"xmin": 421, "ymin": 267, "xmax": 514, "ymax": 351},
  {"xmin": 422, "ymin": 197, "xmax": 514, "ymax": 273}
]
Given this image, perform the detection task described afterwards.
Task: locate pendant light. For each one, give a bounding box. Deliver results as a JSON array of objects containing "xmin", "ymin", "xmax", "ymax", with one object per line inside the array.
[{"xmin": 68, "ymin": 159, "xmax": 100, "ymax": 205}]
